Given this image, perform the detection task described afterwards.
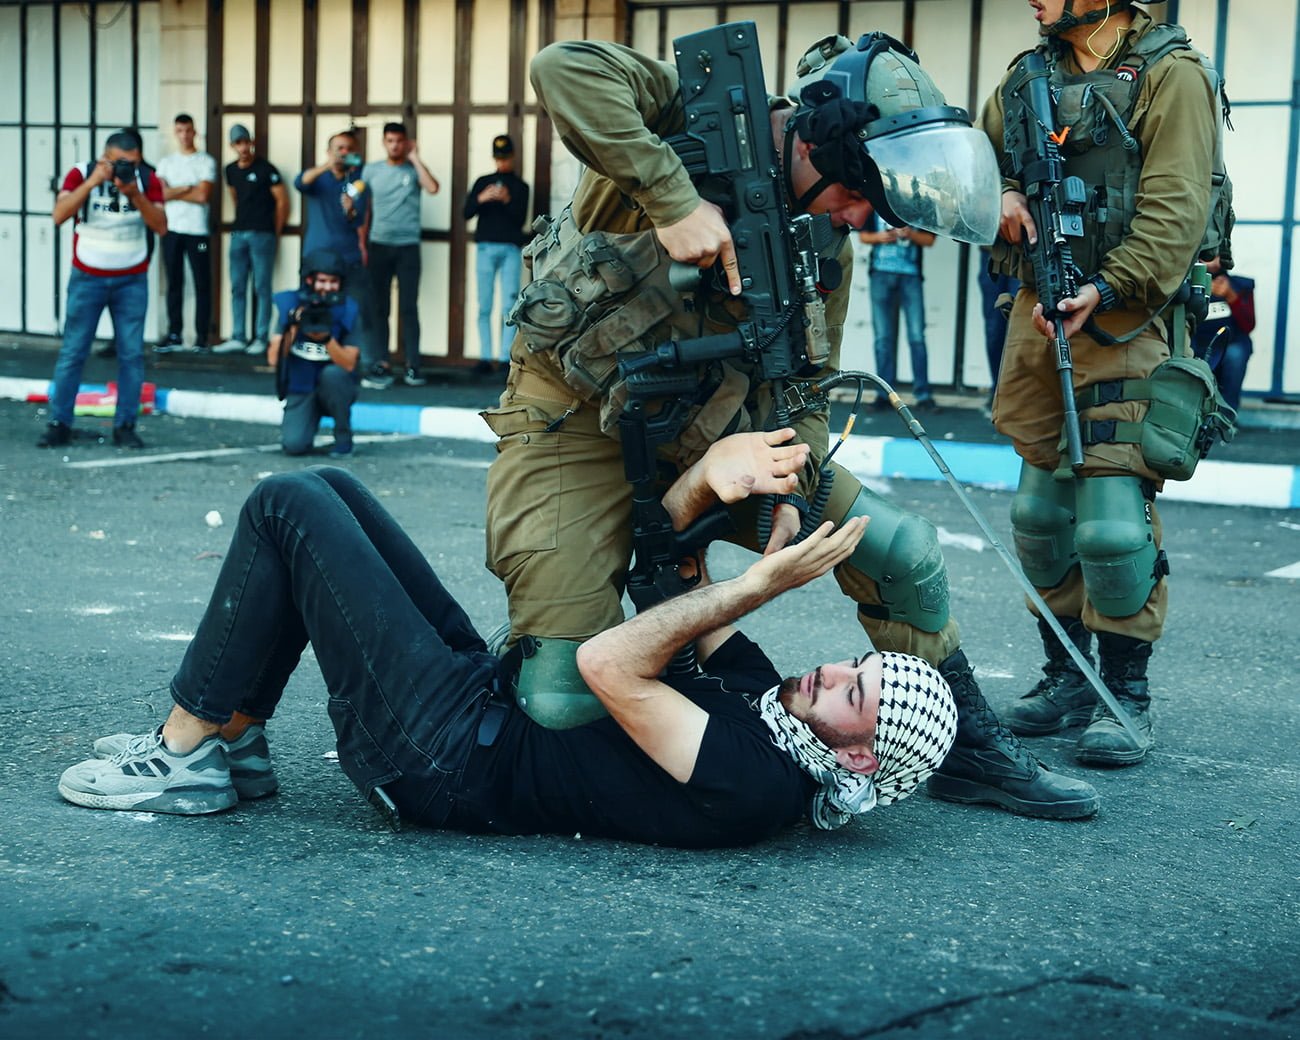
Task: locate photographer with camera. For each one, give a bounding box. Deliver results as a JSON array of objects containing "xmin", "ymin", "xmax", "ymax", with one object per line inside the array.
[
  {"xmin": 39, "ymin": 129, "xmax": 167, "ymax": 450},
  {"xmin": 268, "ymin": 251, "xmax": 360, "ymax": 457}
]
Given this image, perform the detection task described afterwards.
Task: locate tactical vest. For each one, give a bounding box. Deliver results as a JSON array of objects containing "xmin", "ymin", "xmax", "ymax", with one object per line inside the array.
[
  {"xmin": 995, "ymin": 23, "xmax": 1234, "ymax": 285},
  {"xmin": 508, "ymin": 206, "xmax": 754, "ymax": 446}
]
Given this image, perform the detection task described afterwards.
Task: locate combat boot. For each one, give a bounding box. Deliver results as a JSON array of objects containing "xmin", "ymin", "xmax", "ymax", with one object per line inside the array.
[
  {"xmin": 1075, "ymin": 633, "xmax": 1154, "ymax": 766},
  {"xmin": 1004, "ymin": 616, "xmax": 1098, "ymax": 736},
  {"xmin": 927, "ymin": 649, "xmax": 1100, "ymax": 819}
]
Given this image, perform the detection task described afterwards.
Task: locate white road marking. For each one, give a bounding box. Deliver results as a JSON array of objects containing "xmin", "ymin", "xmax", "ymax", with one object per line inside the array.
[
  {"xmin": 936, "ymin": 527, "xmax": 986, "ymax": 553},
  {"xmin": 64, "ymin": 434, "xmax": 420, "ymax": 469},
  {"xmin": 1265, "ymin": 561, "xmax": 1300, "ymax": 579}
]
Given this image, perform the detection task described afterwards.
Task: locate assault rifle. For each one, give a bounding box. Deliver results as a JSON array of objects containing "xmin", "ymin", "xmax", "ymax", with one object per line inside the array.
[
  {"xmin": 618, "ymin": 20, "xmax": 841, "ymax": 618},
  {"xmin": 1002, "ymin": 50, "xmax": 1086, "ymax": 469}
]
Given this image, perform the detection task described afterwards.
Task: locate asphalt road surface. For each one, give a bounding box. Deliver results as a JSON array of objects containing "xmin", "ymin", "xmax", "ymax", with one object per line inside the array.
[{"xmin": 1, "ymin": 400, "xmax": 1297, "ymax": 1039}]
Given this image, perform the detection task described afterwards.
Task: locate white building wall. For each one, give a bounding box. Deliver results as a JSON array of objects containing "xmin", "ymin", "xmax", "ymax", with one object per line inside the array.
[{"xmin": 7, "ymin": 0, "xmax": 1300, "ymax": 397}]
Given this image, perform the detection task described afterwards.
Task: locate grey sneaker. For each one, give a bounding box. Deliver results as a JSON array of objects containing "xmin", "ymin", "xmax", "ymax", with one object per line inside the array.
[
  {"xmin": 211, "ymin": 338, "xmax": 249, "ymax": 355},
  {"xmin": 94, "ymin": 723, "xmax": 278, "ymax": 799},
  {"xmin": 247, "ymin": 339, "xmax": 268, "ymax": 356},
  {"xmin": 60, "ymin": 726, "xmax": 236, "ymax": 814}
]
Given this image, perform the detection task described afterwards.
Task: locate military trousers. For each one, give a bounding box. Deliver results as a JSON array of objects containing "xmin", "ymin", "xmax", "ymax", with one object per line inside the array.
[
  {"xmin": 993, "ymin": 289, "xmax": 1170, "ymax": 642},
  {"xmin": 482, "ymin": 363, "xmax": 961, "ymax": 666}
]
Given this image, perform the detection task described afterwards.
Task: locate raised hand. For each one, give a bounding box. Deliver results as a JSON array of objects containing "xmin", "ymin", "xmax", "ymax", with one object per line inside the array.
[
  {"xmin": 744, "ymin": 516, "xmax": 868, "ymax": 597},
  {"xmin": 702, "ymin": 428, "xmax": 809, "ymax": 504}
]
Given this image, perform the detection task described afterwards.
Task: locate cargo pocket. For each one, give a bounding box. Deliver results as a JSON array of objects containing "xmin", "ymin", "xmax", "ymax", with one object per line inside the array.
[{"xmin": 481, "ymin": 404, "xmax": 564, "ymax": 582}]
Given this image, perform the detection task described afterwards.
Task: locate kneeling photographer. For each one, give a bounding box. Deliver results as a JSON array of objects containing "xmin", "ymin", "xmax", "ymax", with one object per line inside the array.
[{"xmin": 269, "ymin": 251, "xmax": 361, "ymax": 457}]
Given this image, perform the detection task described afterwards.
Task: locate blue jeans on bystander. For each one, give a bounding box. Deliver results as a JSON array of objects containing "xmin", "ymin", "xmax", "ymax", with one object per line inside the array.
[
  {"xmin": 476, "ymin": 242, "xmax": 523, "ymax": 362},
  {"xmin": 870, "ymin": 270, "xmax": 932, "ymax": 402},
  {"xmin": 229, "ymin": 230, "xmax": 277, "ymax": 343},
  {"xmin": 52, "ymin": 268, "xmax": 148, "ymax": 428}
]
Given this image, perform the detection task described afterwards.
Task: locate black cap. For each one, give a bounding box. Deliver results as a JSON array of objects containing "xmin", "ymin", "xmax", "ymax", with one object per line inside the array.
[
  {"xmin": 302, "ymin": 250, "xmax": 344, "ymax": 280},
  {"xmin": 492, "ymin": 134, "xmax": 514, "ymax": 158},
  {"xmin": 229, "ymin": 123, "xmax": 252, "ymax": 143}
]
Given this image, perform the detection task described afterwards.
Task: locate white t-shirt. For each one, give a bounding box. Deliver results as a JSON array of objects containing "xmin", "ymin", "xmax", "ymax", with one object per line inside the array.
[{"xmin": 156, "ymin": 150, "xmax": 217, "ymax": 235}]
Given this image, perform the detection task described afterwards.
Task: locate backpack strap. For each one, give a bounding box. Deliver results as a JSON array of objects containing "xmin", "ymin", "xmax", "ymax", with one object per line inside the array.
[{"xmin": 80, "ymin": 161, "xmax": 96, "ymax": 223}]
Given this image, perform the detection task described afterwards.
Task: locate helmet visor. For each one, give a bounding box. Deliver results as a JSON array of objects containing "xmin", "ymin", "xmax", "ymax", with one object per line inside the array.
[{"xmin": 865, "ymin": 123, "xmax": 1001, "ymax": 245}]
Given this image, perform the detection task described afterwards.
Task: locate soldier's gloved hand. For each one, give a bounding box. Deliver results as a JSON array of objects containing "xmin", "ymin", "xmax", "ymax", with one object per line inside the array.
[{"xmin": 655, "ymin": 201, "xmax": 742, "ymax": 296}]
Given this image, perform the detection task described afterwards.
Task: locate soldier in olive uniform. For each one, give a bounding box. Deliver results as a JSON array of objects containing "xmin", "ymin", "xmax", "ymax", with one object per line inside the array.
[
  {"xmin": 482, "ymin": 30, "xmax": 1100, "ymax": 819},
  {"xmin": 981, "ymin": 0, "xmax": 1226, "ymax": 763}
]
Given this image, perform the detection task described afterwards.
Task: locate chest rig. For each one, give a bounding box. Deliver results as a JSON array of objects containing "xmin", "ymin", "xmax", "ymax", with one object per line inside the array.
[
  {"xmin": 1049, "ymin": 24, "xmax": 1232, "ymax": 280},
  {"xmin": 995, "ymin": 23, "xmax": 1233, "ymax": 293}
]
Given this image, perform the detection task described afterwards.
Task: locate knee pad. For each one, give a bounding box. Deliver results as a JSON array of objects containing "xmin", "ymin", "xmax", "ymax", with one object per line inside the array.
[
  {"xmin": 1074, "ymin": 477, "xmax": 1159, "ymax": 618},
  {"xmin": 844, "ymin": 487, "xmax": 950, "ymax": 633},
  {"xmin": 1010, "ymin": 462, "xmax": 1079, "ymax": 589},
  {"xmin": 510, "ymin": 635, "xmax": 609, "ymax": 730}
]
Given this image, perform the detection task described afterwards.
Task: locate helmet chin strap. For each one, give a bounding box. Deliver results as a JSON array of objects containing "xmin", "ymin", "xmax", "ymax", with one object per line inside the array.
[
  {"xmin": 783, "ymin": 117, "xmax": 836, "ymax": 213},
  {"xmin": 1042, "ymin": 0, "xmax": 1125, "ymax": 37}
]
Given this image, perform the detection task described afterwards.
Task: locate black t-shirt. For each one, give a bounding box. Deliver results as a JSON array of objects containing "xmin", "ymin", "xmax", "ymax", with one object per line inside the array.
[
  {"xmin": 463, "ymin": 172, "xmax": 530, "ymax": 246},
  {"xmin": 225, "ymin": 157, "xmax": 283, "ymax": 232},
  {"xmin": 447, "ymin": 633, "xmax": 815, "ymax": 847}
]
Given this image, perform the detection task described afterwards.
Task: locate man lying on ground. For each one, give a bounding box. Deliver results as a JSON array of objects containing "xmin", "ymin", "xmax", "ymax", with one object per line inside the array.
[{"xmin": 58, "ymin": 431, "xmax": 955, "ymax": 847}]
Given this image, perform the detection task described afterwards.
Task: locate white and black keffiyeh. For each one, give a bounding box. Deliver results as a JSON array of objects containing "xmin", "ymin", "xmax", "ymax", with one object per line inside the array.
[{"xmin": 757, "ymin": 652, "xmax": 958, "ymax": 830}]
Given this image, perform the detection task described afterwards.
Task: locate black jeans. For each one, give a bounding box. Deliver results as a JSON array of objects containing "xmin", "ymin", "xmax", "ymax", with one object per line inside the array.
[
  {"xmin": 162, "ymin": 232, "xmax": 212, "ymax": 342},
  {"xmin": 169, "ymin": 467, "xmax": 500, "ymax": 824},
  {"xmin": 368, "ymin": 242, "xmax": 421, "ymax": 371}
]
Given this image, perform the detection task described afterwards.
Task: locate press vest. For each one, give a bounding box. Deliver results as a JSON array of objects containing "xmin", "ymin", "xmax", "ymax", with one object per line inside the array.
[{"xmin": 74, "ymin": 162, "xmax": 155, "ymax": 273}]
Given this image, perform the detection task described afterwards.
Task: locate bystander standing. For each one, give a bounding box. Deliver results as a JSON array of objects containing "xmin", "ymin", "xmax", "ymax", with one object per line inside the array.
[
  {"xmin": 156, "ymin": 114, "xmax": 216, "ymax": 353},
  {"xmin": 214, "ymin": 124, "xmax": 288, "ymax": 358},
  {"xmin": 464, "ymin": 134, "xmax": 530, "ymax": 374},
  {"xmin": 362, "ymin": 122, "xmax": 440, "ymax": 388}
]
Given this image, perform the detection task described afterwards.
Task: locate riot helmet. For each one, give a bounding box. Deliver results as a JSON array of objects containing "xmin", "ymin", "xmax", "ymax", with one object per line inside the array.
[{"xmin": 787, "ymin": 32, "xmax": 1000, "ymax": 245}]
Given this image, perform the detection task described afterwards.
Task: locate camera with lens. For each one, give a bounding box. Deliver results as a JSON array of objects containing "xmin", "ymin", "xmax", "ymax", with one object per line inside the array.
[
  {"xmin": 112, "ymin": 158, "xmax": 138, "ymax": 184},
  {"xmin": 290, "ymin": 288, "xmax": 343, "ymax": 359}
]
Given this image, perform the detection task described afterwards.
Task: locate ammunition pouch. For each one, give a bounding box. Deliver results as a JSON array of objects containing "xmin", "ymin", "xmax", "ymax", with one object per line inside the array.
[
  {"xmin": 1075, "ymin": 356, "xmax": 1237, "ymax": 480},
  {"xmin": 508, "ymin": 207, "xmax": 702, "ymax": 434}
]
